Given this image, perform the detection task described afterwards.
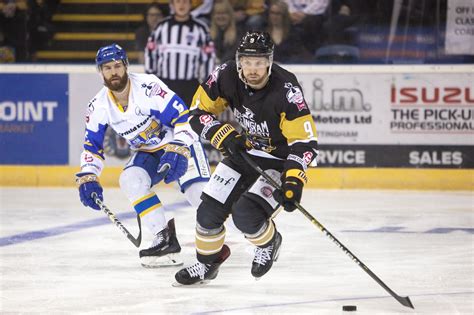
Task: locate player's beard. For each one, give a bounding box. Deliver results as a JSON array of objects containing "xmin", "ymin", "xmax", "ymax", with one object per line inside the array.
[
  {"xmin": 244, "ymin": 73, "xmax": 268, "ymax": 90},
  {"xmin": 104, "ymin": 72, "xmax": 129, "ymax": 92}
]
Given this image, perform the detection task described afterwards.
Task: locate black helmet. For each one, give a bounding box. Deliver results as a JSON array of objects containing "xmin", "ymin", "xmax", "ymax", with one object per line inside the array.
[
  {"xmin": 236, "ymin": 31, "xmax": 274, "ymax": 57},
  {"xmin": 236, "ymin": 31, "xmax": 274, "ymax": 88}
]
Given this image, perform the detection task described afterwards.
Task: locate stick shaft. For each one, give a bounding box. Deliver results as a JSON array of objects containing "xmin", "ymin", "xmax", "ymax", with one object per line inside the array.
[
  {"xmin": 240, "ymin": 153, "xmax": 414, "ymax": 309},
  {"xmin": 92, "ymin": 193, "xmax": 142, "ymax": 248}
]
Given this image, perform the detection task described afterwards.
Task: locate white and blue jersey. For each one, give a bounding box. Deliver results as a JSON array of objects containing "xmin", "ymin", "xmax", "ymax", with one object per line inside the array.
[{"xmin": 79, "ymin": 72, "xmax": 205, "ymax": 183}]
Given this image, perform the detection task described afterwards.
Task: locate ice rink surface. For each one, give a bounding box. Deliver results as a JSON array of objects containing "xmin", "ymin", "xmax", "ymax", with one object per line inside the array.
[{"xmin": 0, "ymin": 187, "xmax": 472, "ymax": 314}]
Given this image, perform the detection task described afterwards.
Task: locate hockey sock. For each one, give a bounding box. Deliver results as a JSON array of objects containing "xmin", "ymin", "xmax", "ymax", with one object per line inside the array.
[
  {"xmin": 246, "ymin": 220, "xmax": 275, "ymax": 247},
  {"xmin": 195, "ymin": 225, "xmax": 226, "ymax": 263},
  {"xmin": 133, "ymin": 192, "xmax": 167, "ymax": 234}
]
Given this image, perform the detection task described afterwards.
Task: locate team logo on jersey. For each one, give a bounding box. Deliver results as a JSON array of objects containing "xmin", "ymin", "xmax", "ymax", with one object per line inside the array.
[
  {"xmin": 206, "ymin": 64, "xmax": 227, "ymax": 88},
  {"xmin": 186, "ymin": 33, "xmax": 195, "ymax": 44},
  {"xmin": 260, "ymin": 185, "xmax": 273, "ymax": 198},
  {"xmin": 234, "ymin": 106, "xmax": 269, "ymax": 136},
  {"xmin": 142, "ymin": 82, "xmax": 167, "ymax": 98},
  {"xmin": 303, "ymin": 151, "xmax": 314, "ymax": 165},
  {"xmin": 234, "ymin": 106, "xmax": 274, "ymax": 152},
  {"xmin": 284, "ymin": 82, "xmax": 307, "ymax": 111},
  {"xmin": 200, "ymin": 114, "xmax": 214, "ymax": 125},
  {"xmin": 84, "ymin": 153, "xmax": 94, "ymax": 163},
  {"xmin": 246, "ymin": 133, "xmax": 276, "ymax": 153},
  {"xmin": 87, "ymin": 98, "xmax": 96, "ymax": 112},
  {"xmin": 238, "ymin": 105, "xmax": 255, "ymax": 121},
  {"xmin": 85, "ymin": 98, "xmax": 96, "ymax": 123}
]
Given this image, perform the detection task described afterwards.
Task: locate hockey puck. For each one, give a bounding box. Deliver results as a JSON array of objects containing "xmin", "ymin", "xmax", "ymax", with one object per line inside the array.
[{"xmin": 342, "ymin": 305, "xmax": 357, "ymax": 311}]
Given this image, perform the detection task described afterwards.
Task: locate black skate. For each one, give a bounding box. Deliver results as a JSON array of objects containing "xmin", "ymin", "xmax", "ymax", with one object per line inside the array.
[
  {"xmin": 173, "ymin": 244, "xmax": 231, "ymax": 286},
  {"xmin": 251, "ymin": 232, "xmax": 282, "ymax": 279},
  {"xmin": 139, "ymin": 219, "xmax": 182, "ymax": 267}
]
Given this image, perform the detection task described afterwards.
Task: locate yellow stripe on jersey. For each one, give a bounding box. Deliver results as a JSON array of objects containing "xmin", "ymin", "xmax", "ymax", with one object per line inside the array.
[
  {"xmin": 107, "ymin": 89, "xmax": 129, "ymax": 113},
  {"xmin": 170, "ymin": 109, "xmax": 190, "ymax": 125},
  {"xmin": 280, "ymin": 112, "xmax": 318, "ymax": 145},
  {"xmin": 191, "ymin": 85, "xmax": 229, "ymax": 116}
]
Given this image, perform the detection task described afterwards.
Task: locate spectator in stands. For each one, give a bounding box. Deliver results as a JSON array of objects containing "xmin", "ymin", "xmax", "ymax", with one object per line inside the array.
[
  {"xmin": 0, "ymin": 0, "xmax": 29, "ymax": 61},
  {"xmin": 226, "ymin": 0, "xmax": 267, "ymax": 32},
  {"xmin": 135, "ymin": 2, "xmax": 168, "ymax": 64},
  {"xmin": 210, "ymin": 0, "xmax": 242, "ymax": 64},
  {"xmin": 267, "ymin": 0, "xmax": 311, "ymax": 63},
  {"xmin": 28, "ymin": 0, "xmax": 55, "ymax": 60},
  {"xmin": 284, "ymin": 0, "xmax": 330, "ymax": 54},
  {"xmin": 0, "ymin": 28, "xmax": 15, "ymax": 62},
  {"xmin": 322, "ymin": 0, "xmax": 364, "ymax": 45}
]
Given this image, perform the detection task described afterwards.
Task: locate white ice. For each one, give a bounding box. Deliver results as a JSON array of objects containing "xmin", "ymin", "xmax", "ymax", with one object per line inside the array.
[{"xmin": 0, "ymin": 187, "xmax": 473, "ymax": 314}]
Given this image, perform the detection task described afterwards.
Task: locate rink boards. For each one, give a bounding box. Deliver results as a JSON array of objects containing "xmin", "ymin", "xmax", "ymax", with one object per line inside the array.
[
  {"xmin": 0, "ymin": 165, "xmax": 472, "ymax": 190},
  {"xmin": 0, "ymin": 64, "xmax": 472, "ymax": 190}
]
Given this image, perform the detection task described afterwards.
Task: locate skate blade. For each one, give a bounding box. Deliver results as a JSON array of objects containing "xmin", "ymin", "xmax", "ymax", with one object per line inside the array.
[
  {"xmin": 172, "ymin": 280, "xmax": 211, "ymax": 287},
  {"xmin": 141, "ymin": 253, "xmax": 183, "ymax": 268}
]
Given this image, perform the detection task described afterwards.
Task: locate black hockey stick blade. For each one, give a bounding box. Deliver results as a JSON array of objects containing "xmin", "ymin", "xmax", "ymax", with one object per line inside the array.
[
  {"xmin": 396, "ymin": 295, "xmax": 414, "ymax": 309},
  {"xmin": 92, "ymin": 192, "xmax": 142, "ymax": 248},
  {"xmin": 239, "ymin": 152, "xmax": 415, "ymax": 309}
]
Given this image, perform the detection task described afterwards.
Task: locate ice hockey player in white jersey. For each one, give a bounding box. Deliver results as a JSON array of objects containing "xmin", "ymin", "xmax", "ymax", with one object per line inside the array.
[{"xmin": 75, "ymin": 44, "xmax": 211, "ymax": 267}]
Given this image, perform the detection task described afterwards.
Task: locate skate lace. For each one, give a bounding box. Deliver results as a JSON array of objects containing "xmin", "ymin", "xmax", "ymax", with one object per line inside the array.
[
  {"xmin": 253, "ymin": 245, "xmax": 273, "ymax": 266},
  {"xmin": 150, "ymin": 231, "xmax": 165, "ymax": 248},
  {"xmin": 186, "ymin": 262, "xmax": 209, "ymax": 280}
]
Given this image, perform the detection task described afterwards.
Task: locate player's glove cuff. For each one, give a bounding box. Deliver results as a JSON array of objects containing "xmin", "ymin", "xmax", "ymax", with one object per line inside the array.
[
  {"xmin": 165, "ymin": 141, "xmax": 191, "ymax": 159},
  {"xmin": 75, "ymin": 172, "xmax": 99, "ymax": 187},
  {"xmin": 210, "ymin": 123, "xmax": 237, "ymax": 150},
  {"xmin": 284, "ymin": 169, "xmax": 308, "ymax": 185}
]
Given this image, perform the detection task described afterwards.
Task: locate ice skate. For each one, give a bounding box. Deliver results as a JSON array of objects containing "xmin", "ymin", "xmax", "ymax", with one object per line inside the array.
[
  {"xmin": 173, "ymin": 245, "xmax": 231, "ymax": 286},
  {"xmin": 251, "ymin": 232, "xmax": 282, "ymax": 279},
  {"xmin": 140, "ymin": 219, "xmax": 182, "ymax": 267}
]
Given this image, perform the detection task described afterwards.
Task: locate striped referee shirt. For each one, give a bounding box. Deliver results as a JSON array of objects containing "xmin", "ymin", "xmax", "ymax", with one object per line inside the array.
[{"xmin": 145, "ymin": 16, "xmax": 215, "ymax": 81}]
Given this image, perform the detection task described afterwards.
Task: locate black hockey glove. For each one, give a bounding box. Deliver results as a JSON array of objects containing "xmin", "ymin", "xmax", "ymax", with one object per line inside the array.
[
  {"xmin": 212, "ymin": 123, "xmax": 250, "ymax": 165},
  {"xmin": 273, "ymin": 169, "xmax": 307, "ymax": 212}
]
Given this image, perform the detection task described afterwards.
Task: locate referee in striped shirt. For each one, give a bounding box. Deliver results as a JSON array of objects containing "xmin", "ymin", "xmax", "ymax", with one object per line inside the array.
[{"xmin": 145, "ymin": 0, "xmax": 216, "ymax": 107}]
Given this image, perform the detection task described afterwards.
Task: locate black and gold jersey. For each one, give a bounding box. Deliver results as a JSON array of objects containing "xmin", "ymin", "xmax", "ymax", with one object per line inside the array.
[{"xmin": 189, "ymin": 60, "xmax": 318, "ymax": 171}]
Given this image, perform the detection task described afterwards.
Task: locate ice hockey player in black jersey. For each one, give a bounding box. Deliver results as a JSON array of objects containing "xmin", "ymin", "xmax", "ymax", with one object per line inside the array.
[{"xmin": 174, "ymin": 31, "xmax": 318, "ymax": 285}]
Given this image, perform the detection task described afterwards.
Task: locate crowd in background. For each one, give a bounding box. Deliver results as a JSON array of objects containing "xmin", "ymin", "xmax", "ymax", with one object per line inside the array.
[
  {"xmin": 0, "ymin": 0, "xmax": 58, "ymax": 62},
  {"xmin": 135, "ymin": 0, "xmax": 367, "ymax": 65},
  {"xmin": 1, "ymin": 0, "xmax": 471, "ymax": 64}
]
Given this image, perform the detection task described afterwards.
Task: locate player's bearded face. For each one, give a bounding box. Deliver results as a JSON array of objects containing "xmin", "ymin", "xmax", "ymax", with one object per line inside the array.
[
  {"xmin": 240, "ymin": 56, "xmax": 269, "ymax": 87},
  {"xmin": 101, "ymin": 61, "xmax": 129, "ymax": 92}
]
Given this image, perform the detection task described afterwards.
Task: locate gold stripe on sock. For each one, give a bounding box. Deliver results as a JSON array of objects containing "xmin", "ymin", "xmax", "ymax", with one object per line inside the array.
[
  {"xmin": 138, "ymin": 203, "xmax": 161, "ymax": 218},
  {"xmin": 132, "ymin": 192, "xmax": 156, "ymax": 206},
  {"xmin": 196, "ymin": 228, "xmax": 226, "ymax": 255},
  {"xmin": 247, "ymin": 221, "xmax": 275, "ymax": 247}
]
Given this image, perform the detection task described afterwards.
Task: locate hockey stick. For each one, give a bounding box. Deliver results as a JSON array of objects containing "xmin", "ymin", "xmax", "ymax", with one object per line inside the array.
[
  {"xmin": 91, "ymin": 164, "xmax": 171, "ymax": 248},
  {"xmin": 240, "ymin": 152, "xmax": 414, "ymax": 309},
  {"xmin": 92, "ymin": 192, "xmax": 142, "ymax": 248}
]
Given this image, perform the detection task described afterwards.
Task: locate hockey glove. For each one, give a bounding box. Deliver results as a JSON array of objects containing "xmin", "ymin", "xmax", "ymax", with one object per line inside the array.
[
  {"xmin": 212, "ymin": 124, "xmax": 250, "ymax": 165},
  {"xmin": 76, "ymin": 173, "xmax": 103, "ymax": 210},
  {"xmin": 158, "ymin": 141, "xmax": 191, "ymax": 184},
  {"xmin": 273, "ymin": 169, "xmax": 307, "ymax": 212}
]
